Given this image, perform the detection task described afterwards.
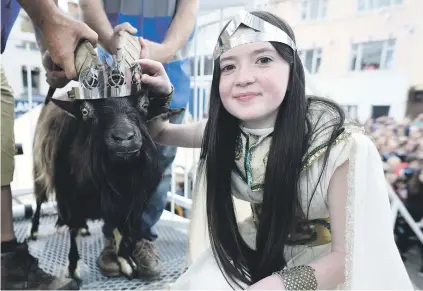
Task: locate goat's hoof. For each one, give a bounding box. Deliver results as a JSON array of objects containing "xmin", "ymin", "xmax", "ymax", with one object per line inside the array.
[
  {"xmin": 118, "ymin": 257, "xmax": 135, "ymax": 279},
  {"xmin": 28, "ymin": 231, "xmax": 38, "ymax": 241},
  {"xmin": 27, "ymin": 223, "xmax": 39, "ymax": 240},
  {"xmin": 79, "ymin": 227, "xmax": 90, "ymax": 237},
  {"xmin": 68, "ymin": 260, "xmax": 82, "ymax": 281}
]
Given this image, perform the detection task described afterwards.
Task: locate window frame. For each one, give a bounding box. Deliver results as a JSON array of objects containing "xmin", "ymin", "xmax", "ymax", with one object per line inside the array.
[
  {"xmin": 299, "ymin": 0, "xmax": 328, "ymax": 22},
  {"xmin": 298, "ymin": 48, "xmax": 323, "ymax": 74},
  {"xmin": 350, "ymin": 39, "xmax": 396, "ymax": 71}
]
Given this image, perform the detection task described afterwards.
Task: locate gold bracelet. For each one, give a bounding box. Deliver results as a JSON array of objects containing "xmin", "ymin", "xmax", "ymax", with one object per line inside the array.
[{"xmin": 273, "ymin": 265, "xmax": 318, "ymax": 290}]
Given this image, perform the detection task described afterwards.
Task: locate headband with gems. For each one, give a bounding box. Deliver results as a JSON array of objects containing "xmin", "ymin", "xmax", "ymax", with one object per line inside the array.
[
  {"xmin": 213, "ymin": 10, "xmax": 297, "ymax": 60},
  {"xmin": 65, "ymin": 55, "xmax": 143, "ymax": 101}
]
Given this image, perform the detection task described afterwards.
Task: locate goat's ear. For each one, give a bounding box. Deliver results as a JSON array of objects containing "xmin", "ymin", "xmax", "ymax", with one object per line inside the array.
[{"xmin": 50, "ymin": 98, "xmax": 79, "ymax": 119}]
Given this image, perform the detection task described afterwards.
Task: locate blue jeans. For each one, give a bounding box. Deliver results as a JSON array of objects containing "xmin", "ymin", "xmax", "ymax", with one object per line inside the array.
[{"xmin": 102, "ymin": 112, "xmax": 185, "ymax": 241}]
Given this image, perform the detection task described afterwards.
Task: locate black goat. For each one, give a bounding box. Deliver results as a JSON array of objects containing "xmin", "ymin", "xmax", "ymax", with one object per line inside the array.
[{"xmin": 28, "ymin": 90, "xmax": 162, "ymax": 281}]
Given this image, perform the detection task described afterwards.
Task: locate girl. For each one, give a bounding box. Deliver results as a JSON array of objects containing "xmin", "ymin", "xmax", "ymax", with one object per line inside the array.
[{"xmin": 137, "ymin": 10, "xmax": 414, "ymax": 290}]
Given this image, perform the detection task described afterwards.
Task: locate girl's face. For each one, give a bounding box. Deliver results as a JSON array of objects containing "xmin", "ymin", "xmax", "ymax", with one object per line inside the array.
[{"xmin": 218, "ymin": 29, "xmax": 290, "ymax": 129}]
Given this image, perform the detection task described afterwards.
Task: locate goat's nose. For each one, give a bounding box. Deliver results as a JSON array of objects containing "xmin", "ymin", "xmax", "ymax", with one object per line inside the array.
[{"xmin": 111, "ymin": 130, "xmax": 135, "ymax": 141}]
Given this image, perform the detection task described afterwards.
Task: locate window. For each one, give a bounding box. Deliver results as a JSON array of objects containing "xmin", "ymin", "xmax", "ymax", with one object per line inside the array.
[
  {"xmin": 15, "ymin": 42, "xmax": 26, "ymax": 49},
  {"xmin": 357, "ymin": 0, "xmax": 402, "ymax": 11},
  {"xmin": 204, "ymin": 56, "xmax": 214, "ymax": 76},
  {"xmin": 29, "ymin": 41, "xmax": 38, "ymax": 51},
  {"xmin": 300, "ymin": 0, "xmax": 327, "ymax": 21},
  {"xmin": 350, "ymin": 39, "xmax": 395, "ymax": 71},
  {"xmin": 21, "ymin": 66, "xmax": 41, "ymax": 94},
  {"xmin": 189, "ymin": 56, "xmax": 201, "ymax": 76},
  {"xmin": 341, "ymin": 105, "xmax": 358, "ymax": 120},
  {"xmin": 298, "ymin": 48, "xmax": 322, "ymax": 74},
  {"xmin": 15, "ymin": 41, "xmax": 38, "ymax": 50},
  {"xmin": 190, "ymin": 55, "xmax": 214, "ymax": 77},
  {"xmin": 372, "ymin": 105, "xmax": 390, "ymax": 119}
]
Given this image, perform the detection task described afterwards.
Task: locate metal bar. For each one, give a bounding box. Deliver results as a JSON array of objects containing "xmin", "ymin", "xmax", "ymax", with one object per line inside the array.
[
  {"xmin": 170, "ymin": 163, "xmax": 176, "ymax": 218},
  {"xmin": 166, "ymin": 191, "xmax": 193, "ymax": 210},
  {"xmin": 12, "ymin": 201, "xmax": 57, "ymax": 219},
  {"xmin": 12, "ymin": 187, "xmax": 34, "ymax": 197},
  {"xmin": 387, "ymin": 181, "xmax": 423, "ymax": 245}
]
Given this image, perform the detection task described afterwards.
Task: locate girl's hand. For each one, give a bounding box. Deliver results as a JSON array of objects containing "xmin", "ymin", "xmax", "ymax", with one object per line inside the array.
[{"xmin": 133, "ymin": 58, "xmax": 173, "ymax": 96}]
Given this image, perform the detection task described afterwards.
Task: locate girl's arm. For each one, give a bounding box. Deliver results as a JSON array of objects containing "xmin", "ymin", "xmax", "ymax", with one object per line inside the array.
[
  {"xmin": 306, "ymin": 160, "xmax": 348, "ymax": 288},
  {"xmin": 135, "ymin": 58, "xmax": 206, "ymax": 148},
  {"xmin": 148, "ymin": 118, "xmax": 206, "ymax": 148},
  {"xmin": 248, "ymin": 161, "xmax": 349, "ymax": 290}
]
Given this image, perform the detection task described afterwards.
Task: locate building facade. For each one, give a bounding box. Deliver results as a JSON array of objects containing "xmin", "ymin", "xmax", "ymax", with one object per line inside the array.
[
  {"xmin": 2, "ymin": 0, "xmax": 79, "ymax": 118},
  {"xmin": 266, "ymin": 0, "xmax": 423, "ymax": 121}
]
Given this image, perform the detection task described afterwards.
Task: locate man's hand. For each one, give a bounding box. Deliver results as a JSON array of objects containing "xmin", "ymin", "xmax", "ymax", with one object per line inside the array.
[
  {"xmin": 42, "ymin": 51, "xmax": 71, "ymax": 88},
  {"xmin": 141, "ymin": 39, "xmax": 173, "ymax": 63},
  {"xmin": 40, "ymin": 15, "xmax": 98, "ymax": 80},
  {"xmin": 139, "ymin": 37, "xmax": 149, "ymax": 59},
  {"xmin": 103, "ymin": 22, "xmax": 138, "ymax": 55}
]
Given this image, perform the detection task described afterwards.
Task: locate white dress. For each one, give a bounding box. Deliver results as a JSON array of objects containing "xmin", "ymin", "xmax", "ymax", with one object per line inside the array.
[{"xmin": 169, "ymin": 105, "xmax": 415, "ymax": 290}]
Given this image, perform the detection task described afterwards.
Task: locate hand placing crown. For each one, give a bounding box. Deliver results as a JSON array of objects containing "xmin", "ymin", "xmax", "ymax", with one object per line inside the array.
[{"xmin": 54, "ymin": 31, "xmax": 182, "ymax": 122}]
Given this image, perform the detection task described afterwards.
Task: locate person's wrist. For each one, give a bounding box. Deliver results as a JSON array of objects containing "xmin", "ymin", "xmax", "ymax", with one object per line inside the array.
[
  {"xmin": 161, "ymin": 41, "xmax": 175, "ymax": 62},
  {"xmin": 100, "ymin": 32, "xmax": 115, "ymax": 54},
  {"xmin": 38, "ymin": 6, "xmax": 66, "ymax": 31}
]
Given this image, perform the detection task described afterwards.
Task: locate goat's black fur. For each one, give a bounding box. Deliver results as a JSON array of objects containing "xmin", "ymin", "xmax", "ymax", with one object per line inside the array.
[{"xmin": 29, "ymin": 92, "xmax": 162, "ymax": 281}]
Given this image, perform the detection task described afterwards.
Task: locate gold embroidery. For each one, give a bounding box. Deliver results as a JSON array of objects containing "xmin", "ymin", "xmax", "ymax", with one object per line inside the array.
[
  {"xmin": 235, "ymin": 134, "xmax": 242, "ymax": 161},
  {"xmin": 252, "ymin": 202, "xmax": 332, "ymax": 247},
  {"xmin": 251, "ymin": 183, "xmax": 264, "ymax": 192},
  {"xmin": 301, "ymin": 131, "xmax": 350, "ymax": 172}
]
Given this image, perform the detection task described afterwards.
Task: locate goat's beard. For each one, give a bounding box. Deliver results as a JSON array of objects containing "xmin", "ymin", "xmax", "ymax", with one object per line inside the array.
[{"xmin": 88, "ymin": 138, "xmax": 160, "ymax": 221}]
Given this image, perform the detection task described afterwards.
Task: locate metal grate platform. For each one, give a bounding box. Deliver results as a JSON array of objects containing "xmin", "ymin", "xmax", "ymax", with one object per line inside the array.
[{"xmin": 14, "ymin": 215, "xmax": 188, "ymax": 290}]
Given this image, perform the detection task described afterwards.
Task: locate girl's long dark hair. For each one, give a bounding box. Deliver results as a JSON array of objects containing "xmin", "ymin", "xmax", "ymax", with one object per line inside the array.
[{"xmin": 199, "ymin": 11, "xmax": 346, "ymax": 288}]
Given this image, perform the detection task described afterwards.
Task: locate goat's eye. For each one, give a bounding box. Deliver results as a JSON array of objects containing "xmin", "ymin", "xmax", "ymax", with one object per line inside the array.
[{"xmin": 80, "ymin": 102, "xmax": 94, "ymax": 120}]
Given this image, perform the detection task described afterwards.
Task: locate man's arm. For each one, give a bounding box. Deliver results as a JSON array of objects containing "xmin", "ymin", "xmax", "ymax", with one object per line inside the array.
[
  {"xmin": 79, "ymin": 0, "xmax": 114, "ymax": 51},
  {"xmin": 17, "ymin": 0, "xmax": 98, "ymax": 79},
  {"xmin": 158, "ymin": 0, "xmax": 199, "ymax": 62},
  {"xmin": 32, "ymin": 23, "xmax": 46, "ymax": 54},
  {"xmin": 17, "ymin": 0, "xmax": 62, "ymax": 31},
  {"xmin": 30, "ymin": 0, "xmax": 61, "ymax": 55}
]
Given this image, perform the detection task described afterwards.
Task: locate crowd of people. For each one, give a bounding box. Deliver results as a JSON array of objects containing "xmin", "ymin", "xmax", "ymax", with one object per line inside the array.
[
  {"xmin": 365, "ymin": 113, "xmax": 423, "ymax": 200},
  {"xmin": 365, "ymin": 114, "xmax": 423, "ymax": 274}
]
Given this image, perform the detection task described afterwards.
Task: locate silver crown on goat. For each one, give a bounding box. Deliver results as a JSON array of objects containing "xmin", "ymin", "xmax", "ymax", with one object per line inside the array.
[{"xmin": 67, "ymin": 55, "xmax": 143, "ymax": 100}]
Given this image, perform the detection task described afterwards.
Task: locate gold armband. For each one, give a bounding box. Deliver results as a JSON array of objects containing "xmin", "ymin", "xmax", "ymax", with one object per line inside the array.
[{"xmin": 273, "ymin": 265, "xmax": 318, "ymax": 290}]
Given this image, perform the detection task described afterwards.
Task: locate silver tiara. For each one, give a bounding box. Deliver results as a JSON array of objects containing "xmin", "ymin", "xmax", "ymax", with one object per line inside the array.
[
  {"xmin": 66, "ymin": 55, "xmax": 143, "ymax": 100},
  {"xmin": 213, "ymin": 10, "xmax": 297, "ymax": 60}
]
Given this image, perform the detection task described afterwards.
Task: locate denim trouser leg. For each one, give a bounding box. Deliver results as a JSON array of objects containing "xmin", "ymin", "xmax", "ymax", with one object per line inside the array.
[{"xmin": 140, "ymin": 112, "xmax": 185, "ymax": 241}]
